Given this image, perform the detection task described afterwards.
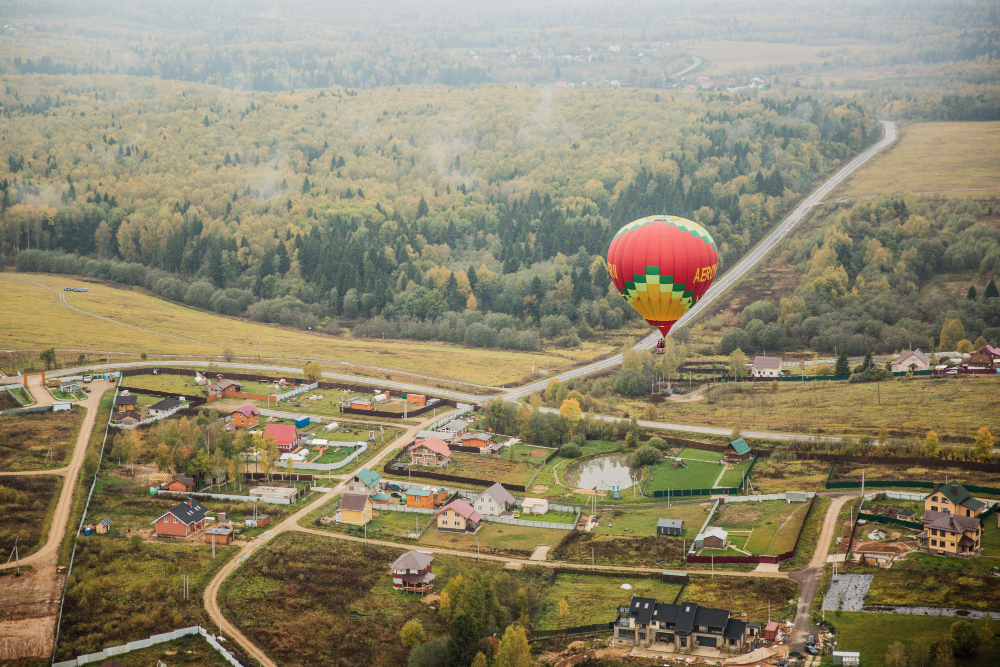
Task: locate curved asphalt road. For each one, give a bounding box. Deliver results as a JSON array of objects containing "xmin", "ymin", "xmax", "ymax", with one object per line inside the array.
[{"xmin": 504, "ymin": 120, "xmax": 897, "ymax": 403}]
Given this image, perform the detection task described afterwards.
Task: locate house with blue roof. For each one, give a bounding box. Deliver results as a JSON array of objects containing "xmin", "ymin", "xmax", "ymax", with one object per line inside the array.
[
  {"xmin": 347, "ymin": 468, "xmax": 383, "ymax": 496},
  {"xmin": 724, "ymin": 438, "xmax": 752, "ymax": 462}
]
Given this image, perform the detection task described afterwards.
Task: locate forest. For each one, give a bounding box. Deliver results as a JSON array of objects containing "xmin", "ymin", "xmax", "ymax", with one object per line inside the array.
[
  {"xmin": 3, "ymin": 74, "xmax": 878, "ymax": 348},
  {"xmin": 711, "ymin": 195, "xmax": 1000, "ymax": 356}
]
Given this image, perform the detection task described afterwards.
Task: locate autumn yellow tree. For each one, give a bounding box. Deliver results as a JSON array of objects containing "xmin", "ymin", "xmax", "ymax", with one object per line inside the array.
[
  {"xmin": 974, "ymin": 426, "xmax": 995, "ymax": 461},
  {"xmin": 559, "ymin": 398, "xmax": 582, "ymax": 434}
]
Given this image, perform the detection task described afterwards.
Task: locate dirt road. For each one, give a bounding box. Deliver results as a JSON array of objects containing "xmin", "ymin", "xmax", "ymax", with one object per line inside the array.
[{"xmin": 788, "ymin": 492, "xmax": 857, "ymax": 650}]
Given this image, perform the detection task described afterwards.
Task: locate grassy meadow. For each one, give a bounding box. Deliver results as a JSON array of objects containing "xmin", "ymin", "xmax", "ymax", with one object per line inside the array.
[
  {"xmin": 0, "ymin": 273, "xmax": 613, "ymax": 387},
  {"xmin": 535, "ymin": 573, "xmax": 681, "ymax": 630},
  {"xmin": 842, "ymin": 121, "xmax": 1000, "ymax": 197},
  {"xmin": 653, "ymin": 376, "xmax": 1000, "ymax": 439},
  {"xmin": 590, "ymin": 503, "xmax": 712, "ymax": 539},
  {"xmin": 0, "ymin": 407, "xmax": 84, "ymax": 471}
]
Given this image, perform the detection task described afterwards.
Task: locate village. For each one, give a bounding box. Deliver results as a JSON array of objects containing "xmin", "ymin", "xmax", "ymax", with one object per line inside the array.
[{"xmin": 3, "ymin": 359, "xmax": 1000, "ymax": 667}]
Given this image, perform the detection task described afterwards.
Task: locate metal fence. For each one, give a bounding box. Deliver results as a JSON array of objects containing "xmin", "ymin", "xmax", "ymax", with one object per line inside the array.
[
  {"xmin": 110, "ymin": 401, "xmax": 189, "ymax": 430},
  {"xmin": 379, "ymin": 503, "xmax": 437, "ymax": 515},
  {"xmin": 52, "ymin": 626, "xmax": 245, "ymax": 667},
  {"xmin": 723, "ymin": 492, "xmax": 816, "ymax": 503},
  {"xmin": 0, "ymin": 404, "xmax": 53, "ymax": 416},
  {"xmin": 274, "ymin": 382, "xmax": 319, "ymax": 402},
  {"xmin": 290, "ymin": 442, "xmax": 368, "ymax": 471},
  {"xmin": 531, "ymin": 622, "xmax": 614, "ymax": 639}
]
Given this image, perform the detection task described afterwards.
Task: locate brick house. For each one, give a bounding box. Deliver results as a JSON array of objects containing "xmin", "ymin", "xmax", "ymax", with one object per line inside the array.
[
  {"xmin": 229, "ymin": 405, "xmax": 260, "ymax": 429},
  {"xmin": 613, "ymin": 596, "xmax": 756, "ymax": 653},
  {"xmin": 435, "ymin": 499, "xmax": 482, "ymax": 533},
  {"xmin": 923, "ymin": 481, "xmax": 984, "ymax": 518},
  {"xmin": 152, "ymin": 498, "xmax": 208, "ymax": 538},
  {"xmin": 391, "ymin": 551, "xmax": 436, "ymax": 593},
  {"xmin": 408, "ymin": 437, "xmax": 451, "ymax": 467}
]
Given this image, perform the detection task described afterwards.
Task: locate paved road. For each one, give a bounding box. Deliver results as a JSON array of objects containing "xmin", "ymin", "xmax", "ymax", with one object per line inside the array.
[
  {"xmin": 673, "ymin": 56, "xmax": 702, "ymax": 78},
  {"xmin": 503, "ymin": 121, "xmax": 897, "ymax": 403}
]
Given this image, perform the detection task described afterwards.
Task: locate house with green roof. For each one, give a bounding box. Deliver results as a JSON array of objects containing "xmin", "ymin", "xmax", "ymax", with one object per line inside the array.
[
  {"xmin": 724, "ymin": 438, "xmax": 752, "ymax": 462},
  {"xmin": 347, "ymin": 467, "xmax": 383, "ymax": 496}
]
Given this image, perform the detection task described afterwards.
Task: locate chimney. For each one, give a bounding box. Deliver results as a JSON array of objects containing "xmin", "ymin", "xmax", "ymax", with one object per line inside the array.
[
  {"xmin": 186, "ymin": 497, "xmax": 193, "ymax": 507},
  {"xmin": 933, "ymin": 482, "xmax": 940, "ymax": 493},
  {"xmin": 952, "ymin": 483, "xmax": 959, "ymax": 495}
]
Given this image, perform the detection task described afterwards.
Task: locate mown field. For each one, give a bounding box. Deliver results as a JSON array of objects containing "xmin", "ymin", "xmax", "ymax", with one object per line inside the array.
[
  {"xmin": 713, "ymin": 500, "xmax": 811, "ymax": 556},
  {"xmin": 0, "ymin": 273, "xmax": 613, "ymax": 386},
  {"xmin": 841, "ymin": 121, "xmax": 1000, "ymax": 197},
  {"xmin": 687, "ymin": 39, "xmax": 878, "ymax": 77},
  {"xmin": 652, "ymin": 376, "xmax": 1000, "ymax": 439},
  {"xmin": 0, "ymin": 475, "xmax": 62, "ymax": 556},
  {"xmin": 644, "ymin": 457, "xmax": 723, "ymax": 494},
  {"xmin": 0, "ymin": 407, "xmax": 84, "ymax": 471}
]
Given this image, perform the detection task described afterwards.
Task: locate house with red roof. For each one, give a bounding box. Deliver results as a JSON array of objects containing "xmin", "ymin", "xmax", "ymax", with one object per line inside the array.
[
  {"xmin": 408, "ymin": 436, "xmax": 451, "ymax": 467},
  {"xmin": 264, "ymin": 423, "xmax": 301, "ymax": 453},
  {"xmin": 229, "ymin": 404, "xmax": 261, "ymax": 429},
  {"xmin": 435, "ymin": 499, "xmax": 482, "ymax": 533}
]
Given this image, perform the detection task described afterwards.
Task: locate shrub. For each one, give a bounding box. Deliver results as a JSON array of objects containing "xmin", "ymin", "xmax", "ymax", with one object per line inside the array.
[
  {"xmin": 647, "ymin": 436, "xmax": 667, "ymax": 451},
  {"xmin": 630, "ymin": 445, "xmax": 660, "ymax": 467},
  {"xmin": 559, "ymin": 443, "xmax": 582, "ymax": 458}
]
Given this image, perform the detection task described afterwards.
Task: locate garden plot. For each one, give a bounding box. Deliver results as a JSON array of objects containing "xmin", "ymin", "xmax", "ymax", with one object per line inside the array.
[
  {"xmin": 412, "ymin": 452, "xmax": 539, "ymax": 486},
  {"xmin": 822, "ymin": 573, "xmax": 874, "ymax": 612},
  {"xmin": 713, "ymin": 500, "xmax": 810, "ymax": 555},
  {"xmin": 591, "ymin": 503, "xmax": 711, "ymax": 539}
]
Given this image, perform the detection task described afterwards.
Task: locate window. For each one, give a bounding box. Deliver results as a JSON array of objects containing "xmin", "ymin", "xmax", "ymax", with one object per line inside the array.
[
  {"xmin": 931, "ymin": 540, "xmax": 937, "ymax": 546},
  {"xmin": 932, "ymin": 506, "xmax": 938, "ymax": 512},
  {"xmin": 454, "ymin": 520, "xmax": 460, "ymax": 526},
  {"xmin": 931, "ymin": 529, "xmax": 937, "ymax": 536},
  {"xmin": 932, "ymin": 496, "xmax": 938, "ymax": 502},
  {"xmin": 942, "ymin": 498, "xmax": 949, "ymax": 504},
  {"xmin": 951, "ymin": 543, "xmax": 955, "ymax": 548},
  {"xmin": 967, "ymin": 510, "xmax": 971, "ymax": 516}
]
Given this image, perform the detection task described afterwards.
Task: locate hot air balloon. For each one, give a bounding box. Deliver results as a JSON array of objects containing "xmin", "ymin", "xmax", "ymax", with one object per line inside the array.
[{"xmin": 607, "ymin": 215, "xmax": 719, "ymax": 338}]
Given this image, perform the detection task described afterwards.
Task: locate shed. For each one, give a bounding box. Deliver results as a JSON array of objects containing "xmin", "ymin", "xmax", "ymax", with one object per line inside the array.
[
  {"xmin": 702, "ymin": 527, "xmax": 728, "ymax": 549},
  {"xmin": 294, "ymin": 416, "xmax": 311, "ymax": 428},
  {"xmin": 763, "ymin": 621, "xmax": 780, "ymax": 641},
  {"xmin": 660, "ymin": 571, "xmax": 688, "ymax": 584},
  {"xmin": 95, "ymin": 517, "xmax": 112, "ymax": 535},
  {"xmin": 786, "ymin": 491, "xmax": 809, "ymax": 503},
  {"xmin": 656, "ymin": 518, "xmax": 684, "ymax": 536},
  {"xmin": 896, "ymin": 508, "xmax": 916, "ymax": 520},
  {"xmin": 204, "ymin": 525, "xmax": 234, "ymax": 545}
]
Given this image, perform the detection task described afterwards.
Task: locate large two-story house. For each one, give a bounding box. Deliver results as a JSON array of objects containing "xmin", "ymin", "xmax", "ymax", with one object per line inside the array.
[
  {"xmin": 918, "ymin": 481, "xmax": 985, "ymax": 557},
  {"xmin": 613, "ymin": 596, "xmax": 756, "ymax": 654}
]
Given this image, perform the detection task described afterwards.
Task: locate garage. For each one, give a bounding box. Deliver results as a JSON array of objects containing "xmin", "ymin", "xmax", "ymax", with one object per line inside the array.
[
  {"xmin": 697, "ymin": 636, "xmax": 718, "ymax": 648},
  {"xmin": 655, "ymin": 632, "xmax": 675, "ymax": 644}
]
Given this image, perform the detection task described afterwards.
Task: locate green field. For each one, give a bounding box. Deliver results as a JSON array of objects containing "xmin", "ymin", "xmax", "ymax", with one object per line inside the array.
[
  {"xmin": 713, "ymin": 500, "xmax": 811, "ymax": 555},
  {"xmin": 7, "ymin": 386, "xmax": 35, "ymax": 405},
  {"xmin": 644, "ymin": 456, "xmax": 724, "ymax": 494},
  {"xmin": 49, "ymin": 387, "xmax": 87, "ymax": 401},
  {"xmin": 418, "ymin": 521, "xmax": 569, "ymax": 558},
  {"xmin": 591, "ymin": 503, "xmax": 712, "ymax": 539},
  {"xmin": 831, "ymin": 612, "xmax": 1000, "ymax": 667},
  {"xmin": 303, "ymin": 503, "xmax": 433, "ymax": 541},
  {"xmin": 536, "ymin": 573, "xmax": 682, "ymax": 630},
  {"xmin": 681, "ymin": 576, "xmax": 800, "ymax": 623}
]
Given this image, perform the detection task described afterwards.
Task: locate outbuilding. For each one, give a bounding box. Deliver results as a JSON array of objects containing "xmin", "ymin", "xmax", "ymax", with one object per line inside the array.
[{"xmin": 656, "ymin": 518, "xmax": 684, "ymax": 536}]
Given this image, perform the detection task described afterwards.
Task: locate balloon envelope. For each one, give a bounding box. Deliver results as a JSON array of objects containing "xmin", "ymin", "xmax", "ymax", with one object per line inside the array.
[{"xmin": 607, "ymin": 215, "xmax": 719, "ymax": 337}]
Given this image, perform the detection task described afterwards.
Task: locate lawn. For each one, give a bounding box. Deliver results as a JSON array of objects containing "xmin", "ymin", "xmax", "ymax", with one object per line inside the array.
[
  {"xmin": 717, "ymin": 458, "xmax": 754, "ymax": 488},
  {"xmin": 7, "ymin": 385, "xmax": 35, "ymax": 405},
  {"xmin": 647, "ymin": 376, "xmax": 1000, "ymax": 439},
  {"xmin": 418, "ymin": 522, "xmax": 569, "ymax": 558},
  {"xmin": 0, "ymin": 273, "xmax": 611, "ymax": 386},
  {"xmin": 590, "ymin": 503, "xmax": 713, "ymax": 539},
  {"xmin": 49, "ymin": 387, "xmax": 87, "ymax": 401},
  {"xmin": 536, "ymin": 573, "xmax": 682, "ymax": 630},
  {"xmin": 713, "ymin": 500, "xmax": 811, "ymax": 555},
  {"xmin": 841, "ymin": 121, "xmax": 1000, "ymax": 197},
  {"xmin": 0, "ymin": 406, "xmax": 85, "ymax": 471},
  {"xmin": 56, "ymin": 535, "xmax": 237, "ymax": 662},
  {"xmin": 644, "ymin": 456, "xmax": 724, "ymax": 494},
  {"xmin": 120, "ymin": 373, "xmax": 203, "ymax": 394},
  {"xmin": 80, "ymin": 635, "xmax": 236, "ymax": 667},
  {"xmin": 779, "ymin": 495, "xmax": 829, "ymax": 571},
  {"xmin": 411, "ymin": 451, "xmax": 540, "ymax": 487},
  {"xmin": 680, "ymin": 575, "xmax": 800, "ymax": 623},
  {"xmin": 831, "ymin": 612, "xmax": 1000, "ymax": 667},
  {"xmin": 303, "ymin": 503, "xmax": 433, "ymax": 541},
  {"xmin": 0, "ymin": 474, "xmax": 62, "ymax": 556},
  {"xmin": 525, "ymin": 510, "xmax": 578, "ymax": 524}
]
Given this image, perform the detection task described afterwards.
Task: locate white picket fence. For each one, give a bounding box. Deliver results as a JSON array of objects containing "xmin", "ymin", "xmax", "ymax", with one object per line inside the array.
[
  {"xmin": 53, "ymin": 626, "xmax": 244, "ymax": 667},
  {"xmin": 274, "ymin": 382, "xmax": 319, "ymax": 403}
]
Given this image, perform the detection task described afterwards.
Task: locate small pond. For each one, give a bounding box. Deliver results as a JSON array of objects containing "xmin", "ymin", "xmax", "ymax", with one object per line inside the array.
[{"xmin": 562, "ymin": 452, "xmax": 642, "ymax": 490}]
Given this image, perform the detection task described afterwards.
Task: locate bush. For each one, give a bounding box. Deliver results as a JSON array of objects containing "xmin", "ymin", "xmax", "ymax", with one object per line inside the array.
[
  {"xmin": 630, "ymin": 445, "xmax": 661, "ymax": 467},
  {"xmin": 183, "ymin": 280, "xmax": 215, "ymax": 309},
  {"xmin": 554, "ymin": 332, "xmax": 581, "ymax": 348},
  {"xmin": 464, "ymin": 323, "xmax": 498, "ymax": 348},
  {"xmin": 647, "ymin": 436, "xmax": 667, "ymax": 451},
  {"xmin": 408, "ymin": 638, "xmax": 447, "ymax": 667},
  {"xmin": 559, "ymin": 443, "xmax": 582, "ymax": 458}
]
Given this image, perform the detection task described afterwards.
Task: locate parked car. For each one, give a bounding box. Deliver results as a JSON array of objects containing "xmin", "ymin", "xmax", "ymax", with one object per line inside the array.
[
  {"xmin": 82, "ymin": 387, "xmax": 91, "ymax": 393},
  {"xmin": 806, "ymin": 635, "xmax": 815, "ymax": 646},
  {"xmin": 804, "ymin": 645, "xmax": 819, "ymax": 655},
  {"xmin": 946, "ymin": 368, "xmax": 958, "ymax": 375}
]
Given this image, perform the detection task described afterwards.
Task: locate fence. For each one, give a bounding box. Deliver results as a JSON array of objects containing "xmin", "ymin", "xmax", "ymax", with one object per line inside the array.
[
  {"xmin": 722, "ymin": 492, "xmax": 816, "ymax": 503},
  {"xmin": 52, "ymin": 626, "xmax": 245, "ymax": 667},
  {"xmin": 110, "ymin": 401, "xmax": 190, "ymax": 430},
  {"xmin": 4, "ymin": 385, "xmax": 28, "ymax": 406},
  {"xmin": 856, "ymin": 511, "xmax": 924, "ymax": 531},
  {"xmin": 685, "ymin": 495, "xmax": 817, "ymax": 565},
  {"xmin": 384, "ymin": 445, "xmax": 527, "ymax": 492},
  {"xmin": 290, "ymin": 442, "xmax": 368, "ymax": 471},
  {"xmin": 378, "ymin": 503, "xmax": 438, "ymax": 515},
  {"xmin": 274, "ymin": 382, "xmax": 319, "ymax": 402},
  {"xmin": 0, "ymin": 404, "xmax": 55, "ymax": 416},
  {"xmin": 531, "ymin": 622, "xmax": 615, "ymax": 640}
]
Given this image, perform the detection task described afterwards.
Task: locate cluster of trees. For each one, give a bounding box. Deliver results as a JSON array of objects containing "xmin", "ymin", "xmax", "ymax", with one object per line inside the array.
[
  {"xmin": 717, "ymin": 196, "xmax": 1000, "ymax": 356},
  {"xmin": 401, "ymin": 569, "xmax": 535, "ymax": 667},
  {"xmin": 4, "ymin": 71, "xmax": 878, "ymax": 348},
  {"xmin": 881, "ymin": 617, "xmax": 995, "ymax": 667},
  {"xmin": 780, "ymin": 425, "xmax": 996, "ymax": 461}
]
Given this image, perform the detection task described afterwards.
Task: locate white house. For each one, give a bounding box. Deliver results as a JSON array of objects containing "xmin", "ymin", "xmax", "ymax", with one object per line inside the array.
[
  {"xmin": 892, "ymin": 349, "xmax": 930, "ymax": 373},
  {"xmin": 521, "ymin": 498, "xmax": 549, "ymax": 515},
  {"xmin": 751, "ymin": 356, "xmax": 782, "ymax": 378},
  {"xmin": 473, "ymin": 482, "xmax": 516, "ymax": 516}
]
